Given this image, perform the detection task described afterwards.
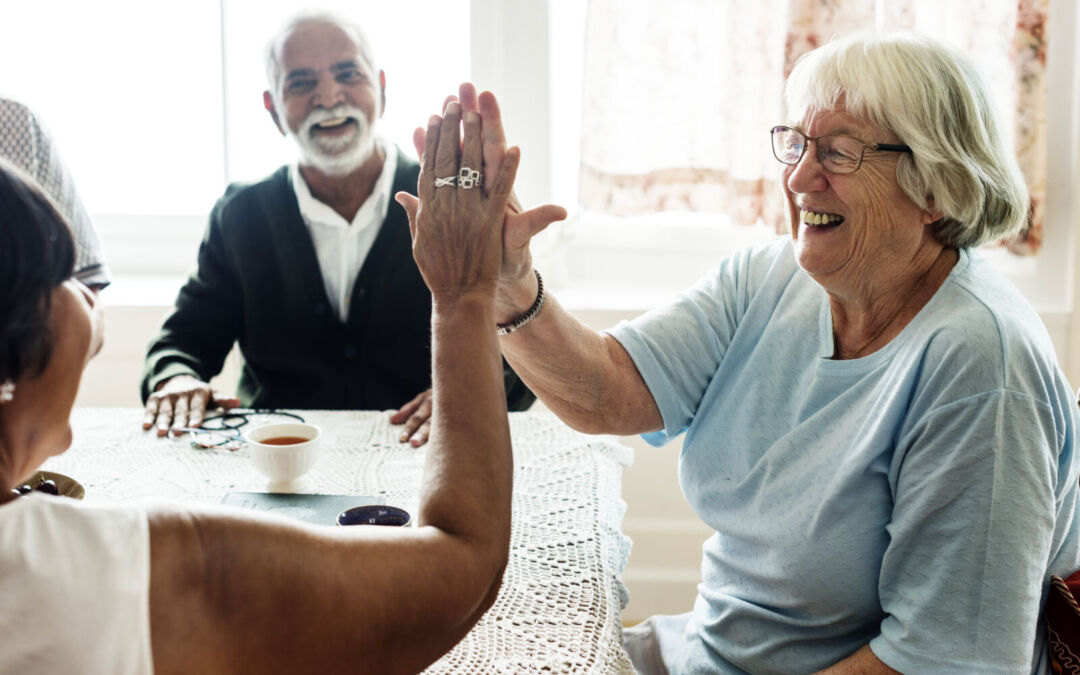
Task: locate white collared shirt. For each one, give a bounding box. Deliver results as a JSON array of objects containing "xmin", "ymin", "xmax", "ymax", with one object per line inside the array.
[{"xmin": 290, "ymin": 136, "xmax": 398, "ymax": 323}]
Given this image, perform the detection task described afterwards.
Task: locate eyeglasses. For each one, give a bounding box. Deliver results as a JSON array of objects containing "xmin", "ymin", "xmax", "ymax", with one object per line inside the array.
[
  {"xmin": 770, "ymin": 125, "xmax": 912, "ymax": 175},
  {"xmin": 173, "ymin": 409, "xmax": 307, "ymax": 450}
]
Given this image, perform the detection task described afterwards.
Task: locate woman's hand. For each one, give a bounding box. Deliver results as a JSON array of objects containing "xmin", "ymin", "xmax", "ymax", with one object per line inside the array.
[
  {"xmin": 396, "ymin": 101, "xmax": 520, "ymax": 304},
  {"xmin": 411, "ymin": 84, "xmax": 567, "ymax": 319}
]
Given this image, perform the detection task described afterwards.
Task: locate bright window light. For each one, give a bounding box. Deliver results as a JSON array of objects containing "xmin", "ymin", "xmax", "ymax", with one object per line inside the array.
[
  {"xmin": 0, "ymin": 0, "xmax": 469, "ymax": 215},
  {"xmin": 0, "ymin": 0, "xmax": 225, "ymax": 215}
]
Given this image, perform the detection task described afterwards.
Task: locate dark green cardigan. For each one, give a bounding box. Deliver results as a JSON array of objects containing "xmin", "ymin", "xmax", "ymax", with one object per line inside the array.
[{"xmin": 141, "ymin": 154, "xmax": 534, "ymax": 411}]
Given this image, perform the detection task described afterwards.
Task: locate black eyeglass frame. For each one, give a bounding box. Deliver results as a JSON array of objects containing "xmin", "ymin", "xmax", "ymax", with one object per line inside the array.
[
  {"xmin": 173, "ymin": 409, "xmax": 307, "ymax": 449},
  {"xmin": 770, "ymin": 125, "xmax": 912, "ymax": 174}
]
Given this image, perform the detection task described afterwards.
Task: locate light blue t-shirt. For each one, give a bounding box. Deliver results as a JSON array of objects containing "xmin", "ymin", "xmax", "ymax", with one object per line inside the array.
[{"xmin": 608, "ymin": 238, "xmax": 1080, "ymax": 674}]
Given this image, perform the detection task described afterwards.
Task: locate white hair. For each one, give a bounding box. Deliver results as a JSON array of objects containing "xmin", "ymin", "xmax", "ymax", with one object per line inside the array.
[
  {"xmin": 784, "ymin": 31, "xmax": 1029, "ymax": 248},
  {"xmin": 263, "ymin": 10, "xmax": 379, "ymax": 100}
]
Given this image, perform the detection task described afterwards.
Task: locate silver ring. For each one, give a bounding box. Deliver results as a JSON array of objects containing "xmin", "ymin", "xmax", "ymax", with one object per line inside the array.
[
  {"xmin": 434, "ymin": 175, "xmax": 457, "ymax": 188},
  {"xmin": 458, "ymin": 167, "xmax": 483, "ymax": 190}
]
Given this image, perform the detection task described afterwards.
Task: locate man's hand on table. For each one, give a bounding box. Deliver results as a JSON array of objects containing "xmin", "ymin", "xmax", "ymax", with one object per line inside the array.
[
  {"xmin": 390, "ymin": 388, "xmax": 433, "ymax": 447},
  {"xmin": 143, "ymin": 375, "xmax": 241, "ymax": 437}
]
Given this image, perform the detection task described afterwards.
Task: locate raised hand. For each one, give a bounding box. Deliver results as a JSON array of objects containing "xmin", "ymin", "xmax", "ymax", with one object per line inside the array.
[
  {"xmin": 411, "ymin": 84, "xmax": 567, "ymax": 315},
  {"xmin": 396, "ymin": 101, "xmax": 520, "ymax": 303}
]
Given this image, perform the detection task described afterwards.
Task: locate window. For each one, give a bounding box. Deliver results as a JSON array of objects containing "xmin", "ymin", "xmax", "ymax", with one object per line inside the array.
[
  {"xmin": 0, "ymin": 0, "xmax": 225, "ymax": 216},
  {"xmin": 0, "ymin": 0, "xmax": 468, "ymax": 280},
  {"xmin": 0, "ymin": 1, "xmax": 1077, "ymax": 321},
  {"xmin": 531, "ymin": 0, "xmax": 1080, "ymax": 317}
]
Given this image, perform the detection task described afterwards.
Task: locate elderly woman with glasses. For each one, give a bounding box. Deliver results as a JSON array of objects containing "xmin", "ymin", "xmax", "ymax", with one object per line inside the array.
[
  {"xmin": 434, "ymin": 32, "xmax": 1080, "ymax": 673},
  {"xmin": 0, "ymin": 97, "xmax": 520, "ymax": 673}
]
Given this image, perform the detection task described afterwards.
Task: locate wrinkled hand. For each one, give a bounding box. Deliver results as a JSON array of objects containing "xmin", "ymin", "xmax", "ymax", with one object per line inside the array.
[
  {"xmin": 389, "ymin": 388, "xmax": 433, "ymax": 447},
  {"xmin": 411, "ymin": 84, "xmax": 567, "ymax": 307},
  {"xmin": 142, "ymin": 374, "xmax": 240, "ymax": 438},
  {"xmin": 396, "ymin": 100, "xmax": 519, "ymax": 301}
]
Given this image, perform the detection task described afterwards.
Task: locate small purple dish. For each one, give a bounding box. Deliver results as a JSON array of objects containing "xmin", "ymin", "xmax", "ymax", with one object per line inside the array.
[{"xmin": 337, "ymin": 505, "xmax": 412, "ymax": 527}]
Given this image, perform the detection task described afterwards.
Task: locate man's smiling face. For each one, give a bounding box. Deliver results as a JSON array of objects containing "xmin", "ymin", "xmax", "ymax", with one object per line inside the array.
[{"xmin": 268, "ymin": 20, "xmax": 385, "ymax": 175}]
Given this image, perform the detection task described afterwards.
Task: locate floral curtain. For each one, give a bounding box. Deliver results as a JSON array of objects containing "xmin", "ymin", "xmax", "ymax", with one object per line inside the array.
[{"xmin": 579, "ymin": 0, "xmax": 1049, "ymax": 255}]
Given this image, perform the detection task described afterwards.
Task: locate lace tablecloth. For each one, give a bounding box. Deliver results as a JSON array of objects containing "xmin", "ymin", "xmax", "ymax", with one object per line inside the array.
[{"xmin": 46, "ymin": 408, "xmax": 635, "ymax": 674}]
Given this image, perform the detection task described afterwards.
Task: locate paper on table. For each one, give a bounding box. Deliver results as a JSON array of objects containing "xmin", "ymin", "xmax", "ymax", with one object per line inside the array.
[{"xmin": 221, "ymin": 492, "xmax": 378, "ymax": 526}]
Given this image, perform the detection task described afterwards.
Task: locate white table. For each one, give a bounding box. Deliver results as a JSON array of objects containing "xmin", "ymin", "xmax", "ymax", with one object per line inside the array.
[{"xmin": 47, "ymin": 408, "xmax": 636, "ymax": 674}]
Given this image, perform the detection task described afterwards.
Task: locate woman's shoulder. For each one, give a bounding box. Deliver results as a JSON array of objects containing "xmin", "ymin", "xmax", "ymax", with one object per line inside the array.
[
  {"xmin": 913, "ymin": 248, "xmax": 1067, "ymax": 405},
  {"xmin": 0, "ymin": 494, "xmax": 147, "ymax": 564},
  {"xmin": 695, "ymin": 235, "xmax": 802, "ymax": 295},
  {"xmin": 0, "ymin": 495, "xmax": 152, "ymax": 671},
  {"xmin": 934, "ymin": 249, "xmax": 1055, "ymax": 355}
]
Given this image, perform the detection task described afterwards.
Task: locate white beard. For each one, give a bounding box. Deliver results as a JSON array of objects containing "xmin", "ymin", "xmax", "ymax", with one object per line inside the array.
[{"xmin": 289, "ymin": 104, "xmax": 377, "ymax": 176}]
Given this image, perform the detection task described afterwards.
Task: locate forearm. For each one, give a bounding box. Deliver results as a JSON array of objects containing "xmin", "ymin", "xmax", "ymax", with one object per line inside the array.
[
  {"xmin": 498, "ymin": 287, "xmax": 661, "ymax": 435},
  {"xmin": 814, "ymin": 645, "xmax": 900, "ymax": 674},
  {"xmin": 141, "ymin": 212, "xmax": 244, "ymax": 401},
  {"xmin": 149, "ymin": 505, "xmax": 509, "ymax": 675},
  {"xmin": 418, "ymin": 293, "xmax": 513, "ymax": 555},
  {"xmin": 142, "ymin": 287, "xmax": 239, "ymax": 401}
]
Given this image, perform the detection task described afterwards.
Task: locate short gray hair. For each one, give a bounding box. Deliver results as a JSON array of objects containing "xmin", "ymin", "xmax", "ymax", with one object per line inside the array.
[
  {"xmin": 784, "ymin": 31, "xmax": 1028, "ymax": 248},
  {"xmin": 263, "ymin": 10, "xmax": 378, "ymax": 99}
]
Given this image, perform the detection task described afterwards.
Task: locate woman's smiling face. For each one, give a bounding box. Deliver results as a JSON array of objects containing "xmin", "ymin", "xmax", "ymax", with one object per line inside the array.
[{"xmin": 782, "ymin": 108, "xmax": 938, "ymax": 294}]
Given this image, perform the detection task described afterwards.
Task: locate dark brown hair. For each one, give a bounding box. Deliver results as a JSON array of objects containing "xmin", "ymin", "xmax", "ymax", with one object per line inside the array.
[{"xmin": 0, "ymin": 158, "xmax": 75, "ymax": 383}]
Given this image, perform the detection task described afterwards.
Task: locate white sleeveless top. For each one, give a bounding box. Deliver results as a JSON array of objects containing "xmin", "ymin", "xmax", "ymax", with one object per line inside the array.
[{"xmin": 0, "ymin": 494, "xmax": 152, "ymax": 674}]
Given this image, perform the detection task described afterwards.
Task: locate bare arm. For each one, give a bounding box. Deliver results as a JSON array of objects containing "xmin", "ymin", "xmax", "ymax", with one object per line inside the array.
[
  {"xmin": 461, "ymin": 84, "xmax": 660, "ymax": 435},
  {"xmin": 148, "ymin": 100, "xmax": 517, "ymax": 675},
  {"xmin": 495, "ymin": 276, "xmax": 661, "ymax": 436},
  {"xmin": 814, "ymin": 645, "xmax": 901, "ymax": 674}
]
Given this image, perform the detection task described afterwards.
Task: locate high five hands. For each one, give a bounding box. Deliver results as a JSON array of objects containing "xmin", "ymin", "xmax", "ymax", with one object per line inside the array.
[
  {"xmin": 391, "ymin": 84, "xmax": 566, "ymax": 449},
  {"xmin": 402, "ymin": 84, "xmax": 567, "ymax": 318}
]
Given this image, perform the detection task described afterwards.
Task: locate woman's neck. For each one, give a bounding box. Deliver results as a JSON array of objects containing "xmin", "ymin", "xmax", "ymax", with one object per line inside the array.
[
  {"xmin": 0, "ymin": 438, "xmax": 22, "ymax": 504},
  {"xmin": 829, "ymin": 245, "xmax": 958, "ymax": 360}
]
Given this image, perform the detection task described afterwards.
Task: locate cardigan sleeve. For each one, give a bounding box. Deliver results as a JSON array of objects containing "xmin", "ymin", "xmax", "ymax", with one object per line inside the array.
[{"xmin": 140, "ymin": 195, "xmax": 244, "ymax": 402}]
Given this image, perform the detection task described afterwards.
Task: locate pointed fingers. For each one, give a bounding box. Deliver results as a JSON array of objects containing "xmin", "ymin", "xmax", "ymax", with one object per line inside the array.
[
  {"xmin": 412, "ymin": 126, "xmax": 426, "ymax": 159},
  {"xmin": 486, "ymin": 146, "xmax": 521, "ymax": 220},
  {"xmin": 434, "ymin": 102, "xmax": 462, "ymax": 187},
  {"xmin": 396, "ymin": 192, "xmax": 420, "ymax": 239},
  {"xmin": 460, "ymin": 110, "xmax": 483, "ymax": 207},
  {"xmin": 143, "ymin": 396, "xmax": 159, "ymax": 430},
  {"xmin": 390, "ymin": 389, "xmax": 426, "ymax": 424},
  {"xmin": 418, "ymin": 115, "xmax": 441, "ymax": 205},
  {"xmin": 187, "ymin": 389, "xmax": 209, "ymax": 428},
  {"xmin": 478, "ymin": 90, "xmax": 508, "ymax": 196},
  {"xmin": 504, "ymin": 205, "xmax": 565, "ymax": 251},
  {"xmin": 459, "ymin": 82, "xmax": 478, "ymax": 112},
  {"xmin": 435, "ymin": 103, "xmax": 461, "ymax": 173},
  {"xmin": 521, "ymin": 204, "xmax": 568, "ymax": 238}
]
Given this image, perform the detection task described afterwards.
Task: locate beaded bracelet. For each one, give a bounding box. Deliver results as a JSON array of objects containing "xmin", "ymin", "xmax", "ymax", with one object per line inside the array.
[{"xmin": 496, "ymin": 269, "xmax": 545, "ymax": 336}]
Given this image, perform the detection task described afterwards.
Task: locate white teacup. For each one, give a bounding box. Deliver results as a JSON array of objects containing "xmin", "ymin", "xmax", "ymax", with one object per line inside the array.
[{"xmin": 244, "ymin": 422, "xmax": 321, "ymax": 493}]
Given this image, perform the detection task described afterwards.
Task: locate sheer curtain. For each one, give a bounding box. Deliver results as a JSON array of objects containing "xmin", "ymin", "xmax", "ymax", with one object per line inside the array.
[{"xmin": 579, "ymin": 0, "xmax": 1049, "ymax": 255}]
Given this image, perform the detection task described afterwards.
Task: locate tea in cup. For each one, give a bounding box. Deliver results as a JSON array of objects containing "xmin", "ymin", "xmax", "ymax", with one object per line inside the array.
[{"xmin": 244, "ymin": 422, "xmax": 321, "ymax": 493}]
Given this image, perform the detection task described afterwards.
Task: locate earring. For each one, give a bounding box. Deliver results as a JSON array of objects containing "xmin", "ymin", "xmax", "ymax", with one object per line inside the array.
[{"xmin": 0, "ymin": 380, "xmax": 14, "ymax": 403}]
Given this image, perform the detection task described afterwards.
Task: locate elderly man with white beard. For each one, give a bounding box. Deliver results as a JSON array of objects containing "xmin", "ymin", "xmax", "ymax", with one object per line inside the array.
[{"xmin": 140, "ymin": 12, "xmax": 534, "ymax": 444}]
